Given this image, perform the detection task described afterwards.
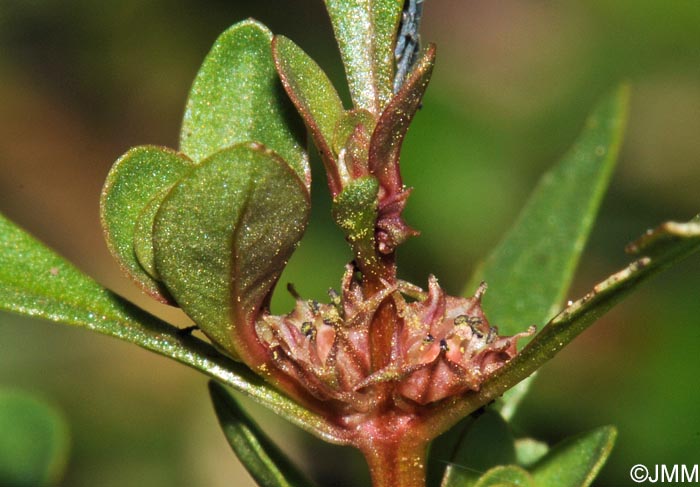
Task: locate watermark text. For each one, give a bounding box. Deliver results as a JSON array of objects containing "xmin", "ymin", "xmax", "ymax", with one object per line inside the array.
[{"xmin": 630, "ymin": 464, "xmax": 699, "ymax": 483}]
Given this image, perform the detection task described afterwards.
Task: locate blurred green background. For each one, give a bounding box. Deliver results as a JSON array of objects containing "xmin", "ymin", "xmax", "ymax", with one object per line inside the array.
[{"xmin": 1, "ymin": 0, "xmax": 699, "ymax": 485}]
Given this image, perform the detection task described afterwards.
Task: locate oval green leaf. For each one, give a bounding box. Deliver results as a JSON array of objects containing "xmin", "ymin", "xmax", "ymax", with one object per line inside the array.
[
  {"xmin": 181, "ymin": 20, "xmax": 309, "ymax": 187},
  {"xmin": 530, "ymin": 426, "xmax": 616, "ymax": 487},
  {"xmin": 209, "ymin": 381, "xmax": 317, "ymax": 487},
  {"xmin": 0, "ymin": 389, "xmax": 69, "ymax": 487},
  {"xmin": 0, "ymin": 212, "xmax": 343, "ymax": 443},
  {"xmin": 273, "ymin": 35, "xmax": 345, "ymax": 195},
  {"xmin": 153, "ymin": 143, "xmax": 310, "ymax": 366},
  {"xmin": 100, "ymin": 145, "xmax": 193, "ymax": 303},
  {"xmin": 324, "ymin": 0, "xmax": 405, "ymax": 114}
]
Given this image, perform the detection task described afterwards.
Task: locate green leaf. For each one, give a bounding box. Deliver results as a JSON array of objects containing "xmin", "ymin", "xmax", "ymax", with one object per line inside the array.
[
  {"xmin": 441, "ymin": 410, "xmax": 516, "ymax": 487},
  {"xmin": 332, "ymin": 176, "xmax": 380, "ymax": 273},
  {"xmin": 153, "ymin": 143, "xmax": 310, "ymax": 366},
  {"xmin": 323, "ymin": 0, "xmax": 405, "ymax": 114},
  {"xmin": 426, "ymin": 217, "xmax": 700, "ymax": 431},
  {"xmin": 0, "ymin": 212, "xmax": 344, "ymax": 444},
  {"xmin": 369, "ymin": 44, "xmax": 436, "ymax": 193},
  {"xmin": 0, "ymin": 389, "xmax": 69, "ymax": 487},
  {"xmin": 180, "ymin": 19, "xmax": 309, "ymax": 186},
  {"xmin": 474, "ymin": 466, "xmax": 534, "ymax": 487},
  {"xmin": 465, "ymin": 84, "xmax": 630, "ymax": 419},
  {"xmin": 468, "ymin": 84, "xmax": 631, "ymax": 336},
  {"xmin": 100, "ymin": 145, "xmax": 193, "ymax": 303},
  {"xmin": 530, "ymin": 426, "xmax": 616, "ymax": 487},
  {"xmin": 209, "ymin": 382, "xmax": 317, "ymax": 487},
  {"xmin": 273, "ymin": 35, "xmax": 345, "ymax": 193}
]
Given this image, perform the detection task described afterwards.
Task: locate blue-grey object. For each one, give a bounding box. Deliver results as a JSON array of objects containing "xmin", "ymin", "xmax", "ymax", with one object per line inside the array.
[{"xmin": 394, "ymin": 0, "xmax": 425, "ymax": 94}]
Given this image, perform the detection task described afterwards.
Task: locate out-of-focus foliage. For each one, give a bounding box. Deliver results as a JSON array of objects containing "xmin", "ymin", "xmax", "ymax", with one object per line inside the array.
[
  {"xmin": 0, "ymin": 389, "xmax": 69, "ymax": 486},
  {"xmin": 1, "ymin": 1, "xmax": 699, "ymax": 486}
]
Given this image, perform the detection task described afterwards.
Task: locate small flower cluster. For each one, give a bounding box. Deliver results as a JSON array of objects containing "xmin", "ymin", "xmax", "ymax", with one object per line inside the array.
[{"xmin": 256, "ymin": 265, "xmax": 534, "ymax": 415}]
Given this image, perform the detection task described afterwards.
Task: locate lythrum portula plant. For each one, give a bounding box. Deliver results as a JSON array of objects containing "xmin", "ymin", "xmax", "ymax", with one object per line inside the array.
[{"xmin": 1, "ymin": 1, "xmax": 699, "ymax": 486}]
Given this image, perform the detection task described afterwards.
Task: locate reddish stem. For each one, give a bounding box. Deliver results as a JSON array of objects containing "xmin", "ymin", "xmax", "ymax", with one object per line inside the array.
[{"xmin": 356, "ymin": 416, "xmax": 429, "ymax": 487}]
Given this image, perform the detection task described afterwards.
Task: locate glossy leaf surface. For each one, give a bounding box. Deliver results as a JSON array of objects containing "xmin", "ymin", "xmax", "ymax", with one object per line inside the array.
[
  {"xmin": 468, "ymin": 84, "xmax": 630, "ymax": 336},
  {"xmin": 441, "ymin": 410, "xmax": 515, "ymax": 487},
  {"xmin": 323, "ymin": 0, "xmax": 405, "ymax": 114},
  {"xmin": 209, "ymin": 382, "xmax": 317, "ymax": 487},
  {"xmin": 429, "ymin": 216, "xmax": 700, "ymax": 431},
  {"xmin": 100, "ymin": 146, "xmax": 193, "ymax": 303},
  {"xmin": 0, "ymin": 212, "xmax": 343, "ymax": 444},
  {"xmin": 181, "ymin": 20, "xmax": 309, "ymax": 186},
  {"xmin": 273, "ymin": 35, "xmax": 344, "ymax": 190},
  {"xmin": 0, "ymin": 390, "xmax": 69, "ymax": 487},
  {"xmin": 153, "ymin": 143, "xmax": 310, "ymax": 365},
  {"xmin": 369, "ymin": 44, "xmax": 435, "ymax": 193},
  {"xmin": 530, "ymin": 426, "xmax": 616, "ymax": 487}
]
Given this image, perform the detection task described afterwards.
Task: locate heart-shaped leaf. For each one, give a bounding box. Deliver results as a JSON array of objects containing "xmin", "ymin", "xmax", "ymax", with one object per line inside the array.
[
  {"xmin": 273, "ymin": 35, "xmax": 345, "ymax": 194},
  {"xmin": 474, "ymin": 466, "xmax": 534, "ymax": 487},
  {"xmin": 0, "ymin": 389, "xmax": 69, "ymax": 487},
  {"xmin": 0, "ymin": 212, "xmax": 343, "ymax": 443},
  {"xmin": 181, "ymin": 20, "xmax": 309, "ymax": 187},
  {"xmin": 209, "ymin": 381, "xmax": 318, "ymax": 487},
  {"xmin": 323, "ymin": 0, "xmax": 405, "ymax": 114},
  {"xmin": 369, "ymin": 44, "xmax": 435, "ymax": 194},
  {"xmin": 100, "ymin": 145, "xmax": 193, "ymax": 303},
  {"xmin": 153, "ymin": 143, "xmax": 310, "ymax": 366},
  {"xmin": 440, "ymin": 410, "xmax": 516, "ymax": 487},
  {"xmin": 530, "ymin": 426, "xmax": 616, "ymax": 487}
]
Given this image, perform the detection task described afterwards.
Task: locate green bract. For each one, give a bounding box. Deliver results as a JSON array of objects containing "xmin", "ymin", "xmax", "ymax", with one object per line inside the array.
[
  {"xmin": 100, "ymin": 146, "xmax": 193, "ymax": 303},
  {"xmin": 181, "ymin": 20, "xmax": 309, "ymax": 186},
  {"xmin": 153, "ymin": 143, "xmax": 309, "ymax": 363}
]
